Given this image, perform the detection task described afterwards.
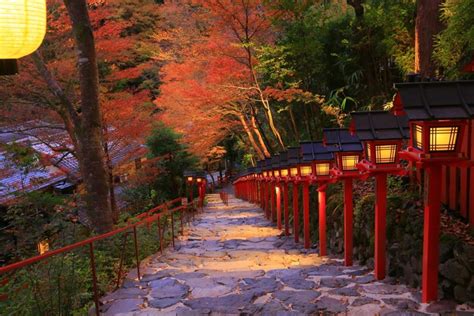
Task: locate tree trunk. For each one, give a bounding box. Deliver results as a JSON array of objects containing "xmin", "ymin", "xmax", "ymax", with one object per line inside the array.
[
  {"xmin": 248, "ymin": 112, "xmax": 271, "ymax": 157},
  {"xmin": 238, "ymin": 113, "xmax": 265, "ymax": 160},
  {"xmin": 64, "ymin": 0, "xmax": 113, "ymax": 233},
  {"xmin": 103, "ymin": 141, "xmax": 118, "ymax": 223},
  {"xmin": 347, "ymin": 0, "xmax": 364, "ymax": 19},
  {"xmin": 415, "ymin": 0, "xmax": 443, "ymax": 78}
]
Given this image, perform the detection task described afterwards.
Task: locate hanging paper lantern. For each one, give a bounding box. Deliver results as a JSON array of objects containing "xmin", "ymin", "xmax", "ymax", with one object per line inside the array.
[{"xmin": 0, "ymin": 0, "xmax": 47, "ymax": 59}]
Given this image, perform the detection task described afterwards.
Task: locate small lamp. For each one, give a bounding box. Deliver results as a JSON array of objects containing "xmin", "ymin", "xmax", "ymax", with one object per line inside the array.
[
  {"xmin": 351, "ymin": 111, "xmax": 409, "ymax": 171},
  {"xmin": 287, "ymin": 147, "xmax": 301, "ymax": 179},
  {"xmin": 323, "ymin": 128, "xmax": 363, "ymax": 176}
]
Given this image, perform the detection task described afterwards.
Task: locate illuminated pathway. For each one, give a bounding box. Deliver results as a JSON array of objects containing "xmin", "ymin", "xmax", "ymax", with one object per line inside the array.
[{"xmin": 101, "ymin": 194, "xmax": 472, "ymax": 315}]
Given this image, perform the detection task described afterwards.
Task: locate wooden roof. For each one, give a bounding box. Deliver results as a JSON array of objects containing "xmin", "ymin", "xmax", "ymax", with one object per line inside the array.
[
  {"xmin": 300, "ymin": 141, "xmax": 334, "ymax": 162},
  {"xmin": 394, "ymin": 81, "xmax": 474, "ymax": 120},
  {"xmin": 351, "ymin": 111, "xmax": 409, "ymax": 141},
  {"xmin": 323, "ymin": 128, "xmax": 363, "ymax": 153}
]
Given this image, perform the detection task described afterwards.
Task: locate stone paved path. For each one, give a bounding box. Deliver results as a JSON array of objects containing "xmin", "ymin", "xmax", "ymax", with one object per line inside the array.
[{"xmin": 101, "ymin": 194, "xmax": 473, "ymax": 315}]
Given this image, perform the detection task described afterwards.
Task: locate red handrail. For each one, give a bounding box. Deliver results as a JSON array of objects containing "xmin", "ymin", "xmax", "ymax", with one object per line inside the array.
[{"xmin": 0, "ymin": 197, "xmax": 196, "ymax": 315}]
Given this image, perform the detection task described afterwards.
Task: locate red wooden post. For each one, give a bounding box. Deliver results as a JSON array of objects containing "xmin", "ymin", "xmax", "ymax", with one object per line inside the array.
[
  {"xmin": 293, "ymin": 183, "xmax": 299, "ymax": 243},
  {"xmin": 283, "ymin": 182, "xmax": 289, "ymax": 236},
  {"xmin": 344, "ymin": 178, "xmax": 353, "ymax": 266},
  {"xmin": 276, "ymin": 185, "xmax": 282, "ymax": 230},
  {"xmin": 270, "ymin": 182, "xmax": 275, "ymax": 221},
  {"xmin": 318, "ymin": 187, "xmax": 327, "ymax": 256},
  {"xmin": 303, "ymin": 181, "xmax": 310, "ymax": 249},
  {"xmin": 422, "ymin": 164, "xmax": 442, "ymax": 303},
  {"xmin": 263, "ymin": 182, "xmax": 268, "ymax": 216},
  {"xmin": 375, "ymin": 173, "xmax": 387, "ymax": 280},
  {"xmin": 189, "ymin": 184, "xmax": 194, "ymax": 203}
]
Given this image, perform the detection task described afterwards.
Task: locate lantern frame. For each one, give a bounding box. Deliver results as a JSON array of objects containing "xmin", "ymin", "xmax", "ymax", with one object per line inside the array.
[
  {"xmin": 278, "ymin": 151, "xmax": 290, "ymax": 181},
  {"xmin": 323, "ymin": 129, "xmax": 364, "ymax": 179},
  {"xmin": 287, "ymin": 146, "xmax": 301, "ymax": 182},
  {"xmin": 406, "ymin": 120, "xmax": 468, "ymax": 161},
  {"xmin": 350, "ymin": 111, "xmax": 410, "ymax": 174}
]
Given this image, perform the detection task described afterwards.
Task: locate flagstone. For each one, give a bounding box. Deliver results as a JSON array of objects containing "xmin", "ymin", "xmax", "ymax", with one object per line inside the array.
[{"xmin": 102, "ymin": 193, "xmax": 472, "ymax": 315}]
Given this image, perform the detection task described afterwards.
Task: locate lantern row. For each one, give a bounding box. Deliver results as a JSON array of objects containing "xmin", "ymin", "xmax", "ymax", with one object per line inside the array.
[
  {"xmin": 184, "ymin": 171, "xmax": 207, "ymax": 209},
  {"xmin": 233, "ymin": 80, "xmax": 474, "ymax": 303}
]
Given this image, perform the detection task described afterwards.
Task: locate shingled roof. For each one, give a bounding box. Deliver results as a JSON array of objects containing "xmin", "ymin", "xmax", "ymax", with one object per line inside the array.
[
  {"xmin": 351, "ymin": 111, "xmax": 409, "ymax": 141},
  {"xmin": 300, "ymin": 141, "xmax": 334, "ymax": 162},
  {"xmin": 323, "ymin": 128, "xmax": 363, "ymax": 153},
  {"xmin": 263, "ymin": 157, "xmax": 272, "ymax": 170},
  {"xmin": 287, "ymin": 147, "xmax": 301, "ymax": 166},
  {"xmin": 394, "ymin": 81, "xmax": 474, "ymax": 120},
  {"xmin": 279, "ymin": 151, "xmax": 288, "ymax": 167},
  {"xmin": 271, "ymin": 154, "xmax": 280, "ymax": 169}
]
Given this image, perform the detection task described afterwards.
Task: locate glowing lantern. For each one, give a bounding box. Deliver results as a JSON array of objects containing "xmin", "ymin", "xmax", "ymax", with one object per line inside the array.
[
  {"xmin": 37, "ymin": 239, "xmax": 49, "ymax": 255},
  {"xmin": 0, "ymin": 0, "xmax": 47, "ymax": 74},
  {"xmin": 323, "ymin": 128, "xmax": 363, "ymax": 175},
  {"xmin": 351, "ymin": 110, "xmax": 409, "ymax": 281},
  {"xmin": 394, "ymin": 80, "xmax": 474, "ymax": 303},
  {"xmin": 323, "ymin": 128, "xmax": 363, "ymax": 266}
]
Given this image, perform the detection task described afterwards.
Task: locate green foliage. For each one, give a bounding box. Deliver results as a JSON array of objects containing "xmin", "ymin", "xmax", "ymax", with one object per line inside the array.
[
  {"xmin": 121, "ymin": 123, "xmax": 197, "ymax": 213},
  {"xmin": 1, "ymin": 192, "xmax": 80, "ymax": 263},
  {"xmin": 0, "ymin": 215, "xmax": 185, "ymax": 315},
  {"xmin": 435, "ymin": 0, "xmax": 474, "ymax": 77}
]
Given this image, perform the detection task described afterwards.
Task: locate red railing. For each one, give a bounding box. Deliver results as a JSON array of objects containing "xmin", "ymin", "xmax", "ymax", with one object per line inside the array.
[{"xmin": 0, "ymin": 197, "xmax": 199, "ymax": 315}]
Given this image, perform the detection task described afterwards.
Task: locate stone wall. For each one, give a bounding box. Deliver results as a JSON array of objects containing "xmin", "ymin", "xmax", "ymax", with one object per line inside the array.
[{"xmin": 294, "ymin": 177, "xmax": 474, "ymax": 303}]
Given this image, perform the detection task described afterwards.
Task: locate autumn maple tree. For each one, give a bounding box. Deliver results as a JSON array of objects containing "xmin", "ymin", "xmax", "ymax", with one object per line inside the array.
[{"xmin": 0, "ymin": 0, "xmax": 160, "ymax": 232}]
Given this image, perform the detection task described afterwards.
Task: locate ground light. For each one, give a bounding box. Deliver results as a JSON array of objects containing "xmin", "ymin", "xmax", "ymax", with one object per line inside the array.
[
  {"xmin": 394, "ymin": 80, "xmax": 474, "ymax": 303},
  {"xmin": 323, "ymin": 128, "xmax": 364, "ymax": 266},
  {"xmin": 287, "ymin": 146, "xmax": 302, "ymax": 244},
  {"xmin": 351, "ymin": 111, "xmax": 409, "ymax": 280},
  {"xmin": 0, "ymin": 0, "xmax": 47, "ymax": 75},
  {"xmin": 300, "ymin": 141, "xmax": 336, "ymax": 256}
]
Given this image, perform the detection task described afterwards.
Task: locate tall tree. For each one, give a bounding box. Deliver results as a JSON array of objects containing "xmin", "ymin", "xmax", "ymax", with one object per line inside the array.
[
  {"xmin": 57, "ymin": 0, "xmax": 113, "ymax": 232},
  {"xmin": 415, "ymin": 0, "xmax": 444, "ymax": 77}
]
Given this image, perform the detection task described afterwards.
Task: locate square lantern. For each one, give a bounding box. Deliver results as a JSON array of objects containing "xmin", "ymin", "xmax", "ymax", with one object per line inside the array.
[
  {"xmin": 299, "ymin": 141, "xmax": 315, "ymax": 179},
  {"xmin": 302, "ymin": 141, "xmax": 335, "ymax": 180},
  {"xmin": 351, "ymin": 111, "xmax": 409, "ymax": 170},
  {"xmin": 271, "ymin": 154, "xmax": 281, "ymax": 178},
  {"xmin": 287, "ymin": 146, "xmax": 301, "ymax": 178},
  {"xmin": 194, "ymin": 171, "xmax": 206, "ymax": 184},
  {"xmin": 263, "ymin": 157, "xmax": 272, "ymax": 178},
  {"xmin": 323, "ymin": 128, "xmax": 363, "ymax": 175},
  {"xmin": 278, "ymin": 151, "xmax": 289, "ymax": 179},
  {"xmin": 256, "ymin": 160, "xmax": 264, "ymax": 179},
  {"xmin": 394, "ymin": 81, "xmax": 474, "ymax": 162},
  {"xmin": 184, "ymin": 171, "xmax": 195, "ymax": 183}
]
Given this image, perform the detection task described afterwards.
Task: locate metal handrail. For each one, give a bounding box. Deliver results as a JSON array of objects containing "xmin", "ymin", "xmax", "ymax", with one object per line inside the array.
[{"xmin": 0, "ymin": 197, "xmax": 198, "ymax": 315}]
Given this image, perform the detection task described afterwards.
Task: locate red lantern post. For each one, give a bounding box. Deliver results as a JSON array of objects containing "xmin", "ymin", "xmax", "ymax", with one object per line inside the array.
[
  {"xmin": 324, "ymin": 129, "xmax": 364, "ymax": 266},
  {"xmin": 395, "ymin": 80, "xmax": 474, "ymax": 303},
  {"xmin": 301, "ymin": 141, "xmax": 336, "ymax": 257},
  {"xmin": 351, "ymin": 111, "xmax": 409, "ymax": 280},
  {"xmin": 287, "ymin": 147, "xmax": 301, "ymax": 243}
]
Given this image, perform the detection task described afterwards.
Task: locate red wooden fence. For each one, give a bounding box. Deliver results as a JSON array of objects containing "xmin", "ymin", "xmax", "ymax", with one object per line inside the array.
[{"xmin": 441, "ymin": 120, "xmax": 474, "ymax": 226}]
